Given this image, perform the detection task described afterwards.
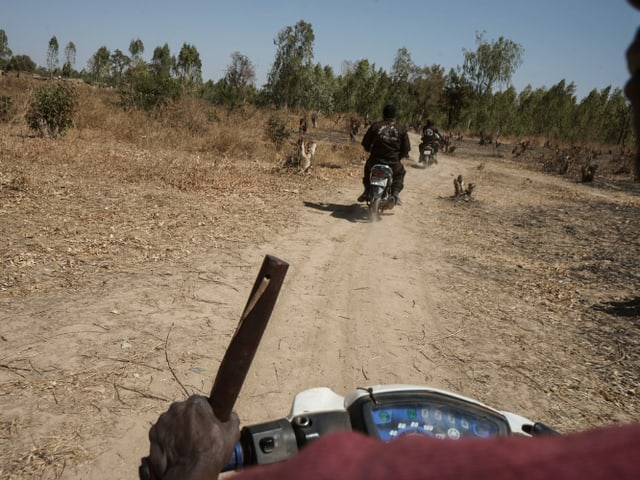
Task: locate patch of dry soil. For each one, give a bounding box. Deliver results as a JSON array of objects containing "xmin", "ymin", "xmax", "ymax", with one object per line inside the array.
[{"xmin": 1, "ymin": 134, "xmax": 639, "ymax": 479}]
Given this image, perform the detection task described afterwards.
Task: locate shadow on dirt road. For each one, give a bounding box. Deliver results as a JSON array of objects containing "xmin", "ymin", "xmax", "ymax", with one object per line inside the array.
[{"xmin": 303, "ymin": 201, "xmax": 371, "ymax": 222}]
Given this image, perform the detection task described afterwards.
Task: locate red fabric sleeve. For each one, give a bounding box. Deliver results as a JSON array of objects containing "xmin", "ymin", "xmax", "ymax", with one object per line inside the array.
[{"xmin": 231, "ymin": 423, "xmax": 640, "ymax": 480}]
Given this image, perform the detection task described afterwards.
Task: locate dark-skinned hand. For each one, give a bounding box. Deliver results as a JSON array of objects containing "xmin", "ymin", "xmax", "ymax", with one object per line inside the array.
[{"xmin": 148, "ymin": 395, "xmax": 240, "ymax": 480}]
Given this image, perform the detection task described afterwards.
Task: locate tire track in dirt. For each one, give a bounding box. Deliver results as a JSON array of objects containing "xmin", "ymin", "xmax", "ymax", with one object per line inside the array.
[
  {"xmin": 4, "ymin": 131, "xmax": 638, "ymax": 479},
  {"xmin": 234, "ymin": 136, "xmax": 462, "ymax": 424}
]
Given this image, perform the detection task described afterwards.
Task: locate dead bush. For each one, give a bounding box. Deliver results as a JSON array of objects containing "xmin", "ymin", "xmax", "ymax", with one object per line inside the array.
[{"xmin": 0, "ymin": 94, "xmax": 16, "ymax": 122}]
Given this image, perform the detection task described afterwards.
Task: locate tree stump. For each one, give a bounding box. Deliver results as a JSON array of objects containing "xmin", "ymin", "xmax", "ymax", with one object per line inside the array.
[
  {"xmin": 581, "ymin": 164, "xmax": 597, "ymax": 182},
  {"xmin": 453, "ymin": 175, "xmax": 475, "ymax": 199}
]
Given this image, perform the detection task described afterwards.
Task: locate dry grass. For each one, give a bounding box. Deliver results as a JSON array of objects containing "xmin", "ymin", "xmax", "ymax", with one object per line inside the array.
[
  {"xmin": 2, "ymin": 74, "xmax": 638, "ymax": 478},
  {"xmin": 1, "ymin": 78, "xmax": 361, "ymax": 476},
  {"xmin": 0, "ymin": 75, "xmax": 362, "ymax": 299}
]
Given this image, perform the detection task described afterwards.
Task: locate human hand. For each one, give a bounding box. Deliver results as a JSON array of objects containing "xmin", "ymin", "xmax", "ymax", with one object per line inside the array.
[{"xmin": 148, "ymin": 395, "xmax": 240, "ymax": 480}]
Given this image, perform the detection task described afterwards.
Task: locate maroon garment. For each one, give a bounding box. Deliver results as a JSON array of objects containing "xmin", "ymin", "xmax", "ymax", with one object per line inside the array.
[{"xmin": 232, "ymin": 424, "xmax": 640, "ymax": 479}]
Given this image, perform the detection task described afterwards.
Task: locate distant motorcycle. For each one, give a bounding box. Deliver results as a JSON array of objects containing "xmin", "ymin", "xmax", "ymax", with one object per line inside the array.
[
  {"xmin": 418, "ymin": 143, "xmax": 438, "ymax": 167},
  {"xmin": 418, "ymin": 127, "xmax": 443, "ymax": 168},
  {"xmin": 367, "ymin": 163, "xmax": 394, "ymax": 221}
]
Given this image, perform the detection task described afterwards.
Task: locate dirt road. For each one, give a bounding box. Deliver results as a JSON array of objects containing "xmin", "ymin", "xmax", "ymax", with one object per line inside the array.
[{"xmin": 1, "ymin": 133, "xmax": 639, "ymax": 479}]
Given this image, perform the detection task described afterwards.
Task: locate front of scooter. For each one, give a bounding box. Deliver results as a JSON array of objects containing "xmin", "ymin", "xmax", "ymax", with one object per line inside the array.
[{"xmin": 221, "ymin": 383, "xmax": 559, "ymax": 473}]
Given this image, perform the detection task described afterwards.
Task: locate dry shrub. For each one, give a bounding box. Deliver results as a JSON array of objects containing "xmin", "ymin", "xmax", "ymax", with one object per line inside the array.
[
  {"xmin": 0, "ymin": 74, "xmax": 35, "ymax": 113},
  {"xmin": 0, "ymin": 94, "xmax": 16, "ymax": 122},
  {"xmin": 202, "ymin": 127, "xmax": 244, "ymax": 158},
  {"xmin": 199, "ymin": 108, "xmax": 288, "ymax": 163},
  {"xmin": 313, "ymin": 141, "xmax": 364, "ymax": 169},
  {"xmin": 611, "ymin": 153, "xmax": 634, "ymax": 175},
  {"xmin": 8, "ymin": 173, "xmax": 29, "ymax": 191},
  {"xmin": 1, "ymin": 76, "xmax": 359, "ymax": 192},
  {"xmin": 74, "ymin": 85, "xmax": 116, "ymax": 128},
  {"xmin": 264, "ymin": 113, "xmax": 293, "ymax": 152},
  {"xmin": 156, "ymin": 97, "xmax": 210, "ymax": 138}
]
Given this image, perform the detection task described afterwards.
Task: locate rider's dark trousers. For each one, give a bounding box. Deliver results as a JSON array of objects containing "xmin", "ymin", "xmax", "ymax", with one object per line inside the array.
[{"xmin": 362, "ymin": 157, "xmax": 406, "ymax": 196}]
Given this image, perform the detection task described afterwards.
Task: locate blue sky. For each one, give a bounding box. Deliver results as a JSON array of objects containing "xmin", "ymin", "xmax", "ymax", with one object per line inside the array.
[{"xmin": 4, "ymin": 0, "xmax": 639, "ymax": 100}]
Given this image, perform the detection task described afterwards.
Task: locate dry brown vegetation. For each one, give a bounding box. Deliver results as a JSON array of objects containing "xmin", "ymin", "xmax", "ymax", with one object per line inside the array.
[
  {"xmin": 1, "ymin": 76, "xmax": 369, "ymax": 478},
  {"xmin": 1, "ymin": 76, "xmax": 364, "ymax": 298},
  {"xmin": 1, "ymin": 75, "xmax": 639, "ymax": 479}
]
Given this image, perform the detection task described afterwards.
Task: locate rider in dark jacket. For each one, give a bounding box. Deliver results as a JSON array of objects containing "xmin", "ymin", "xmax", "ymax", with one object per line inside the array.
[
  {"xmin": 419, "ymin": 119, "xmax": 443, "ymax": 155},
  {"xmin": 358, "ymin": 104, "xmax": 411, "ymax": 207}
]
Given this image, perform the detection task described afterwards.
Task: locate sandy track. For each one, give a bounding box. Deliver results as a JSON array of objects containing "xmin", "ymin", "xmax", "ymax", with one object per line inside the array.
[{"xmin": 1, "ymin": 133, "xmax": 639, "ymax": 479}]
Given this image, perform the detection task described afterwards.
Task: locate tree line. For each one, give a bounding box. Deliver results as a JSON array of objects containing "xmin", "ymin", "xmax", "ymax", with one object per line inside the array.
[{"xmin": 0, "ymin": 22, "xmax": 632, "ymax": 147}]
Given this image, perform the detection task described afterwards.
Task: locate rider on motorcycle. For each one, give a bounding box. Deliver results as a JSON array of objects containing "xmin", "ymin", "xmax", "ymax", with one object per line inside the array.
[
  {"xmin": 419, "ymin": 119, "xmax": 443, "ymax": 156},
  {"xmin": 357, "ymin": 104, "xmax": 411, "ymax": 208}
]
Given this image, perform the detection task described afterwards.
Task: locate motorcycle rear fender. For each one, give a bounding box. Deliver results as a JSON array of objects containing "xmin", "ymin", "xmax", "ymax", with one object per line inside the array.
[
  {"xmin": 370, "ymin": 185, "xmax": 386, "ymax": 199},
  {"xmin": 370, "ymin": 164, "xmax": 393, "ymax": 180},
  {"xmin": 370, "ymin": 164, "xmax": 393, "ymax": 193}
]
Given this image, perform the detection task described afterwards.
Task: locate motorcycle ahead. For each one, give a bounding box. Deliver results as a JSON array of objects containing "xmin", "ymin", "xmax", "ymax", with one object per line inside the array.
[
  {"xmin": 418, "ymin": 143, "xmax": 438, "ymax": 167},
  {"xmin": 367, "ymin": 163, "xmax": 394, "ymax": 221}
]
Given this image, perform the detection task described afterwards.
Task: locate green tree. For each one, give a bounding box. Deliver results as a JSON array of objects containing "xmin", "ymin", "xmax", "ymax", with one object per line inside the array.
[
  {"xmin": 88, "ymin": 46, "xmax": 111, "ymax": 83},
  {"xmin": 150, "ymin": 43, "xmax": 174, "ymax": 78},
  {"xmin": 46, "ymin": 36, "xmax": 60, "ymax": 77},
  {"xmin": 540, "ymin": 80, "xmax": 577, "ymax": 141},
  {"xmin": 62, "ymin": 41, "xmax": 76, "ymax": 77},
  {"xmin": 304, "ymin": 63, "xmax": 336, "ymax": 115},
  {"xmin": 462, "ymin": 32, "xmax": 523, "ymax": 134},
  {"xmin": 462, "ymin": 32, "xmax": 524, "ymax": 97},
  {"xmin": 176, "ymin": 43, "xmax": 202, "ymax": 88},
  {"xmin": 26, "ymin": 82, "xmax": 77, "ymax": 137},
  {"xmin": 442, "ymin": 69, "xmax": 473, "ymax": 130},
  {"xmin": 602, "ymin": 88, "xmax": 633, "ymax": 146},
  {"xmin": 336, "ymin": 60, "xmax": 391, "ymax": 120},
  {"xmin": 409, "ymin": 64, "xmax": 446, "ymax": 130},
  {"xmin": 6, "ymin": 54, "xmax": 36, "ymax": 75},
  {"xmin": 516, "ymin": 85, "xmax": 547, "ymax": 136},
  {"xmin": 120, "ymin": 44, "xmax": 181, "ymax": 110},
  {"xmin": 574, "ymin": 87, "xmax": 608, "ymax": 142},
  {"xmin": 335, "ymin": 60, "xmax": 362, "ymax": 113},
  {"xmin": 488, "ymin": 86, "xmax": 518, "ymax": 136},
  {"xmin": 390, "ymin": 47, "xmax": 414, "ymax": 85},
  {"xmin": 129, "ymin": 38, "xmax": 145, "ymax": 66},
  {"xmin": 265, "ymin": 20, "xmax": 315, "ymax": 109},
  {"xmin": 200, "ymin": 78, "xmax": 228, "ymax": 105},
  {"xmin": 201, "ymin": 52, "xmax": 256, "ymax": 108},
  {"xmin": 575, "ymin": 87, "xmax": 632, "ymax": 146},
  {"xmin": 120, "ymin": 67, "xmax": 181, "ymax": 110},
  {"xmin": 226, "ymin": 51, "xmax": 255, "ymax": 91},
  {"xmin": 389, "ymin": 47, "xmax": 417, "ymax": 122},
  {"xmin": 0, "ymin": 29, "xmax": 12, "ymax": 70},
  {"xmin": 110, "ymin": 49, "xmax": 131, "ymax": 85},
  {"xmin": 222, "ymin": 51, "xmax": 256, "ymax": 107}
]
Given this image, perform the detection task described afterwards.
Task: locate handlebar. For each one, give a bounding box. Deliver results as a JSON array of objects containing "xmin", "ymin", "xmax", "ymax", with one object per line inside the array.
[
  {"xmin": 223, "ymin": 410, "xmax": 352, "ymax": 471},
  {"xmin": 222, "ymin": 385, "xmax": 559, "ymax": 472}
]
